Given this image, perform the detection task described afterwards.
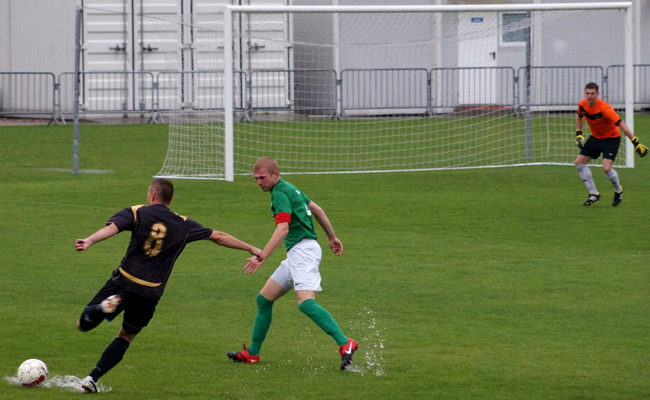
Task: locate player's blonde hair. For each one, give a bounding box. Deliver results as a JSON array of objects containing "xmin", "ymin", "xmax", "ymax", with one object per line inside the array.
[{"xmin": 253, "ymin": 157, "xmax": 279, "ymax": 174}]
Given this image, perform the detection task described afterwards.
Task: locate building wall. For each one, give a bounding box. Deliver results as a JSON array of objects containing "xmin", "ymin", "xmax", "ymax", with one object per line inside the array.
[
  {"xmin": 640, "ymin": 0, "xmax": 649, "ymax": 64},
  {"xmin": 0, "ymin": 1, "xmax": 10, "ymax": 72},
  {"xmin": 1, "ymin": 0, "xmax": 646, "ymax": 74},
  {"xmin": 0, "ymin": 0, "xmax": 647, "ymax": 113},
  {"xmin": 0, "ymin": 0, "xmax": 78, "ymax": 75}
]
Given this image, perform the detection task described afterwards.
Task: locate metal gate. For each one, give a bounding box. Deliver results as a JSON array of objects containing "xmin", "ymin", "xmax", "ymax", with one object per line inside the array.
[
  {"xmin": 58, "ymin": 71, "xmax": 155, "ymax": 122},
  {"xmin": 0, "ymin": 73, "xmax": 57, "ymax": 121}
]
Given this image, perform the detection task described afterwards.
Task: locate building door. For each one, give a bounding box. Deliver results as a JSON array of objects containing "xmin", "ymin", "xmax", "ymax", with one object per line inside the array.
[
  {"xmin": 235, "ymin": 1, "xmax": 292, "ymax": 111},
  {"xmin": 81, "ymin": 0, "xmax": 133, "ymax": 112},
  {"xmin": 457, "ymin": 12, "xmax": 498, "ymax": 105}
]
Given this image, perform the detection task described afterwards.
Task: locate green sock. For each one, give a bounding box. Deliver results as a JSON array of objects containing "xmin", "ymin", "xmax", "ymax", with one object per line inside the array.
[
  {"xmin": 298, "ymin": 299, "xmax": 348, "ymax": 346},
  {"xmin": 248, "ymin": 293, "xmax": 274, "ymax": 356}
]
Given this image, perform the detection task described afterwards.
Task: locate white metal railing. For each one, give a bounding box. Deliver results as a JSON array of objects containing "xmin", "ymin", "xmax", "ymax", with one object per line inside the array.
[{"xmin": 0, "ymin": 65, "xmax": 648, "ymax": 124}]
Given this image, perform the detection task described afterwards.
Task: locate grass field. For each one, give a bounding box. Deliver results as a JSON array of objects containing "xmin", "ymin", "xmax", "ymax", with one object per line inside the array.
[{"xmin": 1, "ymin": 119, "xmax": 649, "ymax": 399}]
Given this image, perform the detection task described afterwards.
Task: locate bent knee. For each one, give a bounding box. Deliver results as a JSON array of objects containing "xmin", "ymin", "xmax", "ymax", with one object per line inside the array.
[
  {"xmin": 77, "ymin": 318, "xmax": 89, "ymax": 332},
  {"xmin": 77, "ymin": 316, "xmax": 101, "ymax": 332}
]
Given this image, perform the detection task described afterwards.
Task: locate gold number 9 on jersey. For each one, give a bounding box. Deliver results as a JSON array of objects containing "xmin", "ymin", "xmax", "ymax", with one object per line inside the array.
[{"xmin": 144, "ymin": 222, "xmax": 167, "ymax": 256}]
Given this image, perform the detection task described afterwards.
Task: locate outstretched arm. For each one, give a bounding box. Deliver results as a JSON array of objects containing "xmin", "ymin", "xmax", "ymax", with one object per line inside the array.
[
  {"xmin": 243, "ymin": 222, "xmax": 288, "ymax": 274},
  {"xmin": 75, "ymin": 223, "xmax": 119, "ymax": 251},
  {"xmin": 309, "ymin": 201, "xmax": 342, "ymax": 256},
  {"xmin": 210, "ymin": 230, "xmax": 261, "ymax": 256},
  {"xmin": 620, "ymin": 121, "xmax": 649, "ymax": 157},
  {"xmin": 617, "ymin": 120, "xmax": 634, "ymax": 141}
]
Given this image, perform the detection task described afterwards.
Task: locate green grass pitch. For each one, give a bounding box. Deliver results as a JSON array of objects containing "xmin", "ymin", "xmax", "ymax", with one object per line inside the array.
[{"xmin": 1, "ymin": 117, "xmax": 649, "ymax": 399}]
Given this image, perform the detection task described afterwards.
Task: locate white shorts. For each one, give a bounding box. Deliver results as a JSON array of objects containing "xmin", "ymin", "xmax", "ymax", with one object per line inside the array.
[{"xmin": 270, "ymin": 239, "xmax": 323, "ymax": 292}]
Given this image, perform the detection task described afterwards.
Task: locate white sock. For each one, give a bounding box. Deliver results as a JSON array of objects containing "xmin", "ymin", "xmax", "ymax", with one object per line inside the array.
[
  {"xmin": 606, "ymin": 169, "xmax": 622, "ymax": 192},
  {"xmin": 576, "ymin": 164, "xmax": 598, "ymax": 194}
]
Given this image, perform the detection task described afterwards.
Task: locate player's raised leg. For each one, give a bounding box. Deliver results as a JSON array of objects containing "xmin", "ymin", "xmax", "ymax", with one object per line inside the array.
[
  {"xmin": 77, "ymin": 295, "xmax": 122, "ymax": 332},
  {"xmin": 80, "ymin": 289, "xmax": 156, "ymax": 392},
  {"xmin": 77, "ymin": 281, "xmax": 124, "ymax": 333}
]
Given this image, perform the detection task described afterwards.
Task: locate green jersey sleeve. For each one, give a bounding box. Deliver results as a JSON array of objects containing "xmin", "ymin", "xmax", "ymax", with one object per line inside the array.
[
  {"xmin": 271, "ymin": 190, "xmax": 292, "ymax": 216},
  {"xmin": 269, "ymin": 179, "xmax": 318, "ymax": 251}
]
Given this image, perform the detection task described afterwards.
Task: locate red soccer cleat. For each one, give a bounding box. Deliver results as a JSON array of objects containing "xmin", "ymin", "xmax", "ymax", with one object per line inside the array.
[
  {"xmin": 339, "ymin": 338, "xmax": 359, "ymax": 370},
  {"xmin": 227, "ymin": 344, "xmax": 259, "ymax": 364}
]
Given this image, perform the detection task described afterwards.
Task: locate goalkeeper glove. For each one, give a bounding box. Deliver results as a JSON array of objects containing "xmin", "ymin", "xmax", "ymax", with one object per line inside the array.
[
  {"xmin": 575, "ymin": 130, "xmax": 585, "ymax": 149},
  {"xmin": 631, "ymin": 137, "xmax": 648, "ymax": 158}
]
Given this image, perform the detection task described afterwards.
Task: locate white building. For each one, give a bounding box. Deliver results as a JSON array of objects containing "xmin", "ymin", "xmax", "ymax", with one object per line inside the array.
[{"xmin": 0, "ymin": 0, "xmax": 647, "ymax": 118}]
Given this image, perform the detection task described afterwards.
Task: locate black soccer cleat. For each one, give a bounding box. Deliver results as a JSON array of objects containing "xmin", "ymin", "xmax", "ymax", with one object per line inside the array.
[
  {"xmin": 583, "ymin": 193, "xmax": 601, "ymax": 206},
  {"xmin": 612, "ymin": 188, "xmax": 623, "ymax": 207},
  {"xmin": 339, "ymin": 338, "xmax": 359, "ymax": 370}
]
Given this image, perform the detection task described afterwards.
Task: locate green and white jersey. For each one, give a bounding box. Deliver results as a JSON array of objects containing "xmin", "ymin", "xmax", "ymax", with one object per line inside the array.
[{"xmin": 271, "ymin": 178, "xmax": 317, "ymax": 251}]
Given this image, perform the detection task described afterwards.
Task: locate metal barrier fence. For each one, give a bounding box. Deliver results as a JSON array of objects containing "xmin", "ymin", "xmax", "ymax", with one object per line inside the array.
[
  {"xmin": 431, "ymin": 67, "xmax": 516, "ymax": 111},
  {"xmin": 340, "ymin": 68, "xmax": 430, "ymax": 117},
  {"xmin": 605, "ymin": 65, "xmax": 650, "ymax": 107},
  {"xmin": 517, "ymin": 66, "xmax": 604, "ymax": 109},
  {"xmin": 1, "ymin": 66, "xmax": 648, "ymax": 124},
  {"xmin": 58, "ymin": 71, "xmax": 157, "ymax": 123},
  {"xmin": 156, "ymin": 71, "xmax": 247, "ymax": 117},
  {"xmin": 248, "ymin": 69, "xmax": 337, "ymax": 118},
  {"xmin": 0, "ymin": 72, "xmax": 58, "ymax": 122}
]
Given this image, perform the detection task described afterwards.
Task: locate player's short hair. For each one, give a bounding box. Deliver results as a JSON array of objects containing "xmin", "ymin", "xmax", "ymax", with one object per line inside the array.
[
  {"xmin": 253, "ymin": 157, "xmax": 279, "ymax": 174},
  {"xmin": 150, "ymin": 178, "xmax": 174, "ymax": 205},
  {"xmin": 585, "ymin": 82, "xmax": 599, "ymax": 92}
]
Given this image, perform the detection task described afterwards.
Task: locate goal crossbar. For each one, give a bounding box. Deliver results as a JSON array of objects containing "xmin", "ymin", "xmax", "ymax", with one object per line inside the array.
[{"xmin": 225, "ymin": 3, "xmax": 632, "ymax": 13}]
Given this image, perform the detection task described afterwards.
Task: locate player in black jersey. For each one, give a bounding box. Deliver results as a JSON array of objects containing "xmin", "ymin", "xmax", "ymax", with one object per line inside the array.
[{"xmin": 74, "ymin": 178, "xmax": 260, "ymax": 392}]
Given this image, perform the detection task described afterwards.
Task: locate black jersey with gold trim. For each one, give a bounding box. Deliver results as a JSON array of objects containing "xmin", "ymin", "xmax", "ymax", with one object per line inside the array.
[{"xmin": 107, "ymin": 204, "xmax": 213, "ymax": 299}]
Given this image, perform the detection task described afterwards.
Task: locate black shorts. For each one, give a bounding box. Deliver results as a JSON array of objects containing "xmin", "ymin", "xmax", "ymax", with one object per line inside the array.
[
  {"xmin": 580, "ymin": 136, "xmax": 621, "ymax": 161},
  {"xmin": 81, "ymin": 279, "xmax": 159, "ymax": 334}
]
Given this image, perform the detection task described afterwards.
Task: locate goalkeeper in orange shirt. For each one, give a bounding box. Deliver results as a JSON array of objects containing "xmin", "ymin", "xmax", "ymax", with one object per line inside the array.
[{"xmin": 574, "ymin": 82, "xmax": 647, "ymax": 206}]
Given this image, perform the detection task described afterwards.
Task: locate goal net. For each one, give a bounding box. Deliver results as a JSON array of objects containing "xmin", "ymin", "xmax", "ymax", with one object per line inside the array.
[{"xmin": 153, "ymin": 4, "xmax": 633, "ymax": 181}]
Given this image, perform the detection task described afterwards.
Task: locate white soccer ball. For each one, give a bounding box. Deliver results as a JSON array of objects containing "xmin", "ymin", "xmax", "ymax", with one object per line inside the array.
[{"xmin": 17, "ymin": 358, "xmax": 48, "ymax": 387}]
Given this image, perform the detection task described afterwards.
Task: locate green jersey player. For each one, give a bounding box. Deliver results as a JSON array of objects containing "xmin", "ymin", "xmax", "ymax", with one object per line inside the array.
[{"xmin": 227, "ymin": 157, "xmax": 359, "ymax": 370}]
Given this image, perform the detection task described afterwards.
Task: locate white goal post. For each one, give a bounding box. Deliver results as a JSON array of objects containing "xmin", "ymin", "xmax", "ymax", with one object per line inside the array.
[{"xmin": 155, "ymin": 2, "xmax": 634, "ymax": 181}]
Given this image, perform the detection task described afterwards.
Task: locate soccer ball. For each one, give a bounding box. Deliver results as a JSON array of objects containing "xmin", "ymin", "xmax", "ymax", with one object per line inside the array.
[{"xmin": 17, "ymin": 359, "xmax": 48, "ymax": 387}]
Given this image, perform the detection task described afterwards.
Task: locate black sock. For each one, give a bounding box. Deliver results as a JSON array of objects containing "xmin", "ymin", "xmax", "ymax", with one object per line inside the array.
[{"xmin": 89, "ymin": 337, "xmax": 130, "ymax": 381}]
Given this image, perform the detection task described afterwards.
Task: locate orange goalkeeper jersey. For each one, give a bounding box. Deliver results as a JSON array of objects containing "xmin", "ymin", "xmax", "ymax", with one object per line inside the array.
[{"xmin": 577, "ymin": 98, "xmax": 621, "ymax": 139}]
